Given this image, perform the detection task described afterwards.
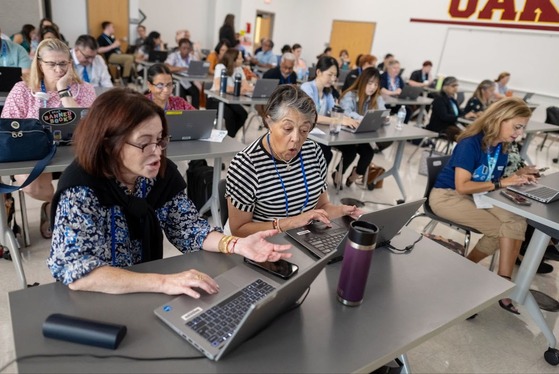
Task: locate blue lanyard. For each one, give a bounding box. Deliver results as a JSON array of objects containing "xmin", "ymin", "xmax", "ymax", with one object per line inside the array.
[
  {"xmin": 485, "ymin": 143, "xmax": 502, "ymax": 182},
  {"xmin": 1, "ymin": 42, "xmax": 7, "ymax": 58},
  {"xmin": 280, "ymin": 74, "xmax": 291, "ymax": 84},
  {"xmin": 267, "ymin": 133, "xmax": 309, "ymax": 217}
]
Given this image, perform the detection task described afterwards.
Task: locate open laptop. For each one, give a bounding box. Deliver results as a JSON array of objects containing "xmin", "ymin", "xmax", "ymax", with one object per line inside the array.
[
  {"xmin": 337, "ymin": 69, "xmax": 349, "ymax": 83},
  {"xmin": 154, "ymin": 248, "xmax": 335, "ymax": 361},
  {"xmin": 39, "ymin": 107, "xmax": 89, "ymax": 144},
  {"xmin": 397, "ymin": 85, "xmax": 422, "ymax": 100},
  {"xmin": 166, "ymin": 109, "xmax": 216, "ymax": 141},
  {"xmin": 148, "ymin": 50, "xmax": 168, "ymax": 63},
  {"xmin": 341, "ymin": 109, "xmax": 390, "ymax": 134},
  {"xmin": 244, "ymin": 78, "xmax": 279, "ymax": 98},
  {"xmin": 285, "ymin": 199, "xmax": 426, "ymax": 261},
  {"xmin": 0, "ymin": 66, "xmax": 22, "ymax": 94},
  {"xmin": 185, "ymin": 60, "xmax": 210, "ymax": 77},
  {"xmin": 507, "ymin": 184, "xmax": 559, "ymax": 204}
]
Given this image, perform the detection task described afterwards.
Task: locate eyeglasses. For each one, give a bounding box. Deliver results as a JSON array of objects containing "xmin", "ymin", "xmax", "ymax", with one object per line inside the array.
[
  {"xmin": 125, "ymin": 136, "xmax": 170, "ymax": 153},
  {"xmin": 152, "ymin": 82, "xmax": 175, "ymax": 90},
  {"xmin": 77, "ymin": 48, "xmax": 97, "ymax": 60},
  {"xmin": 39, "ymin": 59, "xmax": 71, "ymax": 69}
]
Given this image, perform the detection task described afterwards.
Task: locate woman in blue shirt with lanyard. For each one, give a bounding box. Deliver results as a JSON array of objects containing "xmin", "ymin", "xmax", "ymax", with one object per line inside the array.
[
  {"xmin": 226, "ymin": 85, "xmax": 362, "ymax": 237},
  {"xmin": 430, "ymin": 97, "xmax": 535, "ymax": 315}
]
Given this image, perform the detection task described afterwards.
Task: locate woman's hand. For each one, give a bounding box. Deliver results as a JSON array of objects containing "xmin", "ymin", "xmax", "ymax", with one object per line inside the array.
[
  {"xmin": 235, "ymin": 229, "xmax": 292, "ymax": 262},
  {"xmin": 341, "ymin": 205, "xmax": 365, "ymax": 220},
  {"xmin": 515, "ymin": 165, "xmax": 539, "ymax": 176},
  {"xmin": 500, "ymin": 173, "xmax": 536, "ymax": 188},
  {"xmin": 161, "ymin": 269, "xmax": 219, "ymax": 298},
  {"xmin": 56, "ymin": 66, "xmax": 74, "ymax": 91},
  {"xmin": 341, "ymin": 116, "xmax": 360, "ymax": 129},
  {"xmin": 284, "ymin": 209, "xmax": 331, "ymax": 230},
  {"xmin": 464, "ymin": 111, "xmax": 477, "ymax": 119}
]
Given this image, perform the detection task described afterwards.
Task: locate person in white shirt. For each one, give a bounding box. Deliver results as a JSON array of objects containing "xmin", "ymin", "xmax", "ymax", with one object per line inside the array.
[
  {"xmin": 164, "ymin": 38, "xmax": 200, "ymax": 108},
  {"xmin": 71, "ymin": 34, "xmax": 113, "ymax": 88}
]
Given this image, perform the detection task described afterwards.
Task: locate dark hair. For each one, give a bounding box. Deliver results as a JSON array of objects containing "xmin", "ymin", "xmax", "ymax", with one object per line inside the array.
[
  {"xmin": 101, "ymin": 21, "xmax": 112, "ymax": 30},
  {"xmin": 178, "ymin": 38, "xmax": 192, "ymax": 48},
  {"xmin": 339, "ymin": 49, "xmax": 348, "ymax": 57},
  {"xmin": 39, "ymin": 18, "xmax": 53, "ymax": 30},
  {"xmin": 292, "ymin": 43, "xmax": 302, "ymax": 51},
  {"xmin": 281, "ymin": 44, "xmax": 292, "ymax": 54},
  {"xmin": 422, "ymin": 60, "xmax": 433, "ymax": 67},
  {"xmin": 20, "ymin": 24, "xmax": 36, "ymax": 43},
  {"xmin": 74, "ymin": 34, "xmax": 99, "ymax": 50},
  {"xmin": 314, "ymin": 56, "xmax": 339, "ymax": 95},
  {"xmin": 74, "ymin": 88, "xmax": 168, "ymax": 180},
  {"xmin": 223, "ymin": 14, "xmax": 235, "ymax": 28},
  {"xmin": 262, "ymin": 84, "xmax": 317, "ymax": 128},
  {"xmin": 214, "ymin": 39, "xmax": 230, "ymax": 54},
  {"xmin": 355, "ymin": 54, "xmax": 363, "ymax": 67},
  {"xmin": 40, "ymin": 26, "xmax": 61, "ymax": 40},
  {"xmin": 147, "ymin": 63, "xmax": 172, "ymax": 84},
  {"xmin": 219, "ymin": 48, "xmax": 240, "ymax": 76},
  {"xmin": 342, "ymin": 67, "xmax": 381, "ymax": 114},
  {"xmin": 142, "ymin": 31, "xmax": 161, "ymax": 54},
  {"xmin": 317, "ymin": 47, "xmax": 332, "ymax": 60},
  {"xmin": 384, "ymin": 53, "xmax": 393, "ymax": 59}
]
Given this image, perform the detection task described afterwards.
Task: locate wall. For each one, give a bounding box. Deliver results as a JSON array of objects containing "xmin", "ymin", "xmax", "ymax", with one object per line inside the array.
[
  {"xmin": 50, "ymin": 0, "xmax": 87, "ymax": 45},
  {"xmin": 0, "ymin": 0, "xmax": 43, "ymax": 36}
]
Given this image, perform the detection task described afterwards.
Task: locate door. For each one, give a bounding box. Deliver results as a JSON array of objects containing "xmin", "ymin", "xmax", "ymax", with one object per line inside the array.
[
  {"xmin": 87, "ymin": 0, "xmax": 129, "ymax": 51},
  {"xmin": 329, "ymin": 20, "xmax": 376, "ymax": 67},
  {"xmin": 254, "ymin": 11, "xmax": 274, "ymax": 53}
]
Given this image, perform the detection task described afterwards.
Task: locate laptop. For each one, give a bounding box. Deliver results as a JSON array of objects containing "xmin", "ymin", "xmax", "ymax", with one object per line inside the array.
[
  {"xmin": 244, "ymin": 79, "xmax": 279, "ymax": 98},
  {"xmin": 341, "ymin": 109, "xmax": 390, "ymax": 134},
  {"xmin": 154, "ymin": 248, "xmax": 335, "ymax": 361},
  {"xmin": 337, "ymin": 69, "xmax": 349, "ymax": 83},
  {"xmin": 39, "ymin": 107, "xmax": 89, "ymax": 144},
  {"xmin": 507, "ymin": 184, "xmax": 559, "ymax": 204},
  {"xmin": 0, "ymin": 66, "xmax": 23, "ymax": 94},
  {"xmin": 176, "ymin": 61, "xmax": 210, "ymax": 78},
  {"xmin": 148, "ymin": 50, "xmax": 168, "ymax": 63},
  {"xmin": 397, "ymin": 85, "xmax": 422, "ymax": 100},
  {"xmin": 166, "ymin": 109, "xmax": 216, "ymax": 141},
  {"xmin": 285, "ymin": 199, "xmax": 426, "ymax": 261}
]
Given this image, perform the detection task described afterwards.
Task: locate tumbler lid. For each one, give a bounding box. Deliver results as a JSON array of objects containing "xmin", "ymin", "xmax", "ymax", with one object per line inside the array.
[
  {"xmin": 348, "ymin": 221, "xmax": 378, "ymax": 247},
  {"xmin": 332, "ymin": 105, "xmax": 344, "ymax": 113}
]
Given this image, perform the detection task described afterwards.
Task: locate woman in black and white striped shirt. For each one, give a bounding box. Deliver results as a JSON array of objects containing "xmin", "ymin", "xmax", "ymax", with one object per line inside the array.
[{"xmin": 226, "ymin": 85, "xmax": 362, "ymax": 237}]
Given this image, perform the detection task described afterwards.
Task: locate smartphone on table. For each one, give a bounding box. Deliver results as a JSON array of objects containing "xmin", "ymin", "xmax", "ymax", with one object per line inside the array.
[
  {"xmin": 500, "ymin": 190, "xmax": 531, "ymax": 206},
  {"xmin": 244, "ymin": 258, "xmax": 299, "ymax": 279}
]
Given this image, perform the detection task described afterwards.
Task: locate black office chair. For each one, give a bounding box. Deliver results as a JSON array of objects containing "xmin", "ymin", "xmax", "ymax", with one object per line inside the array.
[
  {"xmin": 538, "ymin": 106, "xmax": 559, "ymax": 154},
  {"xmin": 217, "ymin": 179, "xmax": 228, "ymax": 229}
]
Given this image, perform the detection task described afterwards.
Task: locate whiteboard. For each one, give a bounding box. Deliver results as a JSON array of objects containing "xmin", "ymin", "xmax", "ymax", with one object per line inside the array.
[{"xmin": 438, "ymin": 28, "xmax": 559, "ymax": 98}]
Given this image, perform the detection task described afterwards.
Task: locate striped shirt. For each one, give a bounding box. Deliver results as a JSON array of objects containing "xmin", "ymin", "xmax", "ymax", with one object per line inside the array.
[{"xmin": 226, "ymin": 136, "xmax": 327, "ymax": 222}]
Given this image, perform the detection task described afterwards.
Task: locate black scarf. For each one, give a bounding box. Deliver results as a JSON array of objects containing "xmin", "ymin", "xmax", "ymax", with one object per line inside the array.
[{"xmin": 51, "ymin": 158, "xmax": 187, "ymax": 263}]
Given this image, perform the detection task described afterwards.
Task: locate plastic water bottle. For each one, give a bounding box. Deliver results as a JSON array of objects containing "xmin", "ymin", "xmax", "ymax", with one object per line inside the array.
[
  {"xmin": 396, "ymin": 106, "xmax": 406, "ymax": 130},
  {"xmin": 219, "ymin": 69, "xmax": 228, "ymax": 94}
]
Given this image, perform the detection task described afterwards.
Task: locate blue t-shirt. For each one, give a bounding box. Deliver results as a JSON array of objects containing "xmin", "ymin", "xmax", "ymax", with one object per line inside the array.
[{"xmin": 434, "ymin": 132, "xmax": 508, "ymax": 190}]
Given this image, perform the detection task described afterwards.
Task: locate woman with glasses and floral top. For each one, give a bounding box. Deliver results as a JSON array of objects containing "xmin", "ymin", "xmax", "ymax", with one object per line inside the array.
[
  {"xmin": 1, "ymin": 38, "xmax": 96, "ymax": 239},
  {"xmin": 48, "ymin": 88, "xmax": 291, "ymax": 295},
  {"xmin": 145, "ymin": 63, "xmax": 195, "ymax": 111}
]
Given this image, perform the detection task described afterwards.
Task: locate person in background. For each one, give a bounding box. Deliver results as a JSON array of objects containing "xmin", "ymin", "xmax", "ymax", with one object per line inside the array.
[
  {"xmin": 135, "ymin": 31, "xmax": 165, "ymax": 63},
  {"xmin": 253, "ymin": 37, "xmax": 265, "ymax": 56},
  {"xmin": 251, "ymin": 38, "xmax": 276, "ymax": 68},
  {"xmin": 37, "ymin": 18, "xmax": 66, "ymax": 42},
  {"xmin": 342, "ymin": 54, "xmax": 377, "ymax": 91},
  {"xmin": 134, "ymin": 24, "xmax": 147, "ymax": 49},
  {"xmin": 164, "ymin": 38, "xmax": 200, "ymax": 108},
  {"xmin": 145, "ymin": 63, "xmax": 194, "ymax": 111},
  {"xmin": 207, "ymin": 48, "xmax": 252, "ymax": 138},
  {"xmin": 40, "ymin": 26, "xmax": 61, "ymax": 41},
  {"xmin": 10, "ymin": 24, "xmax": 36, "ymax": 54},
  {"xmin": 338, "ymin": 49, "xmax": 351, "ymax": 71},
  {"xmin": 48, "ymin": 88, "xmax": 291, "ymax": 295},
  {"xmin": 377, "ymin": 53, "xmax": 394, "ymax": 72},
  {"xmin": 426, "ymin": 76, "xmax": 475, "ymax": 141},
  {"xmin": 1, "ymin": 38, "xmax": 96, "ymax": 239},
  {"xmin": 430, "ymin": 97, "xmax": 534, "ymax": 315},
  {"xmin": 352, "ymin": 54, "xmax": 363, "ymax": 70},
  {"xmin": 0, "ymin": 27, "xmax": 32, "ymax": 74},
  {"xmin": 97, "ymin": 21, "xmax": 136, "ymax": 82},
  {"xmin": 292, "ymin": 43, "xmax": 307, "ymax": 80},
  {"xmin": 175, "ymin": 29, "xmax": 203, "ymax": 60},
  {"xmin": 380, "ymin": 59, "xmax": 411, "ymax": 123},
  {"xmin": 494, "ymin": 72, "xmax": 511, "ymax": 99},
  {"xmin": 218, "ymin": 14, "xmax": 236, "ymax": 48},
  {"xmin": 316, "ymin": 47, "xmax": 332, "ymax": 60},
  {"xmin": 408, "ymin": 60, "xmax": 433, "ymax": 87},
  {"xmin": 263, "ymin": 52, "xmax": 297, "ymax": 84},
  {"xmin": 226, "ymin": 85, "xmax": 362, "ymax": 237},
  {"xmin": 71, "ymin": 34, "xmax": 113, "ymax": 88},
  {"xmin": 463, "ymin": 79, "xmax": 495, "ymax": 119},
  {"xmin": 301, "ymin": 56, "xmax": 359, "ymax": 176},
  {"xmin": 207, "ymin": 39, "xmax": 229, "ymax": 75}
]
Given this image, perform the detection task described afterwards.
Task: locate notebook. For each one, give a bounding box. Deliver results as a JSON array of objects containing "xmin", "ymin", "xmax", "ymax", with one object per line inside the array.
[
  {"xmin": 341, "ymin": 109, "xmax": 390, "ymax": 134},
  {"xmin": 285, "ymin": 199, "xmax": 426, "ymax": 261},
  {"xmin": 397, "ymin": 85, "xmax": 422, "ymax": 100},
  {"xmin": 166, "ymin": 109, "xmax": 216, "ymax": 141},
  {"xmin": 507, "ymin": 184, "xmax": 559, "ymax": 204},
  {"xmin": 39, "ymin": 107, "xmax": 89, "ymax": 144},
  {"xmin": 244, "ymin": 78, "xmax": 279, "ymax": 98},
  {"xmin": 0, "ymin": 66, "xmax": 23, "ymax": 93},
  {"xmin": 148, "ymin": 50, "xmax": 168, "ymax": 63},
  {"xmin": 154, "ymin": 248, "xmax": 334, "ymax": 361}
]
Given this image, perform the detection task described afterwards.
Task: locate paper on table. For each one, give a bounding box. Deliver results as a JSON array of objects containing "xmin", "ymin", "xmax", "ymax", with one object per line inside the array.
[
  {"xmin": 200, "ymin": 129, "xmax": 228, "ymax": 142},
  {"xmin": 310, "ymin": 127, "xmax": 325, "ymax": 135}
]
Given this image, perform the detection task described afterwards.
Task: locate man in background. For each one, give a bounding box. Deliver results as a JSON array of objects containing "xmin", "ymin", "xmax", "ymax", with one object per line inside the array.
[
  {"xmin": 71, "ymin": 34, "xmax": 113, "ymax": 88},
  {"xmin": 97, "ymin": 21, "xmax": 135, "ymax": 82}
]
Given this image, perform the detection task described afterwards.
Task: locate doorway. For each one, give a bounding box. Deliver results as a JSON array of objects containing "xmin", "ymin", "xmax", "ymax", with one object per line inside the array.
[
  {"xmin": 329, "ymin": 20, "xmax": 376, "ymax": 68},
  {"xmin": 254, "ymin": 11, "xmax": 274, "ymax": 53},
  {"xmin": 87, "ymin": 0, "xmax": 129, "ymax": 51}
]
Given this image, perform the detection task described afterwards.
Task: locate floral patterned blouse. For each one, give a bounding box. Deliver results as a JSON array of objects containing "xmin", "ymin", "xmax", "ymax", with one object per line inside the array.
[{"xmin": 48, "ymin": 176, "xmax": 219, "ymax": 285}]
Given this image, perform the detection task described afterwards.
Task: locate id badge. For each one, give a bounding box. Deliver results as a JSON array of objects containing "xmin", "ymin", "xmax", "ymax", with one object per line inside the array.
[{"xmin": 473, "ymin": 192, "xmax": 493, "ymax": 209}]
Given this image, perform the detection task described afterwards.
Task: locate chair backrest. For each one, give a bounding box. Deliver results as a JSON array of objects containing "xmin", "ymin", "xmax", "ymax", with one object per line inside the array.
[
  {"xmin": 545, "ymin": 106, "xmax": 559, "ymax": 126},
  {"xmin": 218, "ymin": 179, "xmax": 228, "ymax": 227},
  {"xmin": 456, "ymin": 91, "xmax": 465, "ymax": 107},
  {"xmin": 423, "ymin": 155, "xmax": 452, "ymax": 213}
]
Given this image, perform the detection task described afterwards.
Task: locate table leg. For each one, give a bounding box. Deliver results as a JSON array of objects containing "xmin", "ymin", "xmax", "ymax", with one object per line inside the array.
[
  {"xmin": 416, "ymin": 104, "xmax": 426, "ymax": 127},
  {"xmin": 216, "ymin": 101, "xmax": 225, "ymax": 131},
  {"xmin": 399, "ymin": 353, "xmax": 412, "ymax": 374},
  {"xmin": 199, "ymin": 156, "xmax": 223, "ymax": 228},
  {"xmin": 142, "ymin": 67, "xmax": 148, "ymax": 91},
  {"xmin": 520, "ymin": 133, "xmax": 534, "ymax": 165},
  {"xmin": 0, "ymin": 193, "xmax": 27, "ymax": 289},
  {"xmin": 374, "ymin": 140, "xmax": 407, "ymax": 202}
]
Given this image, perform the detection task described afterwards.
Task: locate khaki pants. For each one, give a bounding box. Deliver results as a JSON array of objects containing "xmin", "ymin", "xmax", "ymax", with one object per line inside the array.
[
  {"xmin": 108, "ymin": 53, "xmax": 135, "ymax": 78},
  {"xmin": 429, "ymin": 188, "xmax": 526, "ymax": 255}
]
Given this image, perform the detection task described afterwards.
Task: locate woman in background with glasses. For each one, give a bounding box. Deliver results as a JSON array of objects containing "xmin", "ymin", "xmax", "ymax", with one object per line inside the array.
[
  {"xmin": 1, "ymin": 38, "xmax": 96, "ymax": 239},
  {"xmin": 48, "ymin": 88, "xmax": 291, "ymax": 295},
  {"xmin": 145, "ymin": 63, "xmax": 195, "ymax": 111}
]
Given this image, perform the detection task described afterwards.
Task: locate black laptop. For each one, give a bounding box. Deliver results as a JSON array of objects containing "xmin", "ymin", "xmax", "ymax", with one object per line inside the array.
[
  {"xmin": 397, "ymin": 85, "xmax": 422, "ymax": 100},
  {"xmin": 39, "ymin": 107, "xmax": 89, "ymax": 144},
  {"xmin": 166, "ymin": 109, "xmax": 216, "ymax": 141},
  {"xmin": 0, "ymin": 66, "xmax": 23, "ymax": 94},
  {"xmin": 148, "ymin": 51, "xmax": 168, "ymax": 63}
]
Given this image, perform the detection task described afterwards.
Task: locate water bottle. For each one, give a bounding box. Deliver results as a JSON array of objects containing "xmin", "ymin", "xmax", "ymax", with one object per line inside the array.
[
  {"xmin": 396, "ymin": 106, "xmax": 406, "ymax": 130},
  {"xmin": 303, "ymin": 70, "xmax": 309, "ymax": 82},
  {"xmin": 296, "ymin": 68, "xmax": 303, "ymax": 82},
  {"xmin": 337, "ymin": 221, "xmax": 379, "ymax": 306},
  {"xmin": 233, "ymin": 73, "xmax": 242, "ymax": 96},
  {"xmin": 330, "ymin": 105, "xmax": 344, "ymax": 135},
  {"xmin": 219, "ymin": 69, "xmax": 228, "ymax": 94}
]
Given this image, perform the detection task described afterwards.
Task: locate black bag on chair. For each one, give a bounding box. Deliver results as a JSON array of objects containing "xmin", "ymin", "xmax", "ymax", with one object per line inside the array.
[{"xmin": 186, "ymin": 160, "xmax": 213, "ymax": 211}]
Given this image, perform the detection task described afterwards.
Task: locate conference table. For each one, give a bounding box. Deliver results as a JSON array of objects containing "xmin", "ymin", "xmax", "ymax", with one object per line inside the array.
[
  {"xmin": 309, "ymin": 124, "xmax": 437, "ymax": 202},
  {"xmin": 0, "ymin": 137, "xmax": 245, "ymax": 289},
  {"xmin": 481, "ymin": 173, "xmax": 559, "ymax": 366},
  {"xmin": 8, "ymin": 227, "xmax": 514, "ymax": 373}
]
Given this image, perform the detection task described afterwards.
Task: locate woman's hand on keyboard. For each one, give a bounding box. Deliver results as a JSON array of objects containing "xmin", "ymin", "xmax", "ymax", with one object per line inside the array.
[{"xmin": 161, "ymin": 270, "xmax": 220, "ymax": 298}]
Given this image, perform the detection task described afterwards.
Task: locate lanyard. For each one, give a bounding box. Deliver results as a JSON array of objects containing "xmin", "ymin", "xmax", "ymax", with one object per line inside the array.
[
  {"xmin": 1, "ymin": 42, "xmax": 7, "ymax": 58},
  {"xmin": 280, "ymin": 74, "xmax": 291, "ymax": 84},
  {"xmin": 267, "ymin": 133, "xmax": 309, "ymax": 217},
  {"xmin": 485, "ymin": 143, "xmax": 502, "ymax": 182}
]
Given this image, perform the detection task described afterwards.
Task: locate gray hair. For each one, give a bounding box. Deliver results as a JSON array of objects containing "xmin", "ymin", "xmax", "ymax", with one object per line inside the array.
[
  {"xmin": 281, "ymin": 52, "xmax": 296, "ymax": 63},
  {"xmin": 262, "ymin": 84, "xmax": 317, "ymax": 128}
]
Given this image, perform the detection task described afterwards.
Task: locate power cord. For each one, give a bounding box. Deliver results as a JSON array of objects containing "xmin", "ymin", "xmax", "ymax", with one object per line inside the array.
[{"xmin": 386, "ymin": 233, "xmax": 424, "ymax": 253}]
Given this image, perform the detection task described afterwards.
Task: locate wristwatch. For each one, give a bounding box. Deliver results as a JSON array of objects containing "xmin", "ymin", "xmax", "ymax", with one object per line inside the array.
[
  {"xmin": 493, "ymin": 181, "xmax": 501, "ymax": 190},
  {"xmin": 58, "ymin": 89, "xmax": 72, "ymax": 99}
]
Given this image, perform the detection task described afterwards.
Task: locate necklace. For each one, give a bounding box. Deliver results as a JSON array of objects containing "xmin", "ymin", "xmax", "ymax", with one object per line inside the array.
[{"xmin": 267, "ymin": 135, "xmax": 295, "ymax": 171}]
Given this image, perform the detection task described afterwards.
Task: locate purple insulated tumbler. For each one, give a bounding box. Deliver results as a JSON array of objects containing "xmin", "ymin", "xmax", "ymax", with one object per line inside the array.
[{"xmin": 337, "ymin": 221, "xmax": 379, "ymax": 306}]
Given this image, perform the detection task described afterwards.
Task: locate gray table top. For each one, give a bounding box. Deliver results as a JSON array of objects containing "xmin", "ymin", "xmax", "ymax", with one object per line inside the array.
[
  {"xmin": 0, "ymin": 137, "xmax": 245, "ymax": 177},
  {"xmin": 206, "ymin": 90, "xmax": 269, "ymax": 105},
  {"xmin": 309, "ymin": 124, "xmax": 437, "ymax": 146},
  {"xmin": 9, "ymin": 228, "xmax": 513, "ymax": 373}
]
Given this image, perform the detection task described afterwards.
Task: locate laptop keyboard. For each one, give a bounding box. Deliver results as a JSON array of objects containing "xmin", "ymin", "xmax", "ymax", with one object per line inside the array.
[
  {"xmin": 186, "ymin": 279, "xmax": 276, "ymax": 348},
  {"xmin": 305, "ymin": 230, "xmax": 347, "ymax": 256},
  {"xmin": 523, "ymin": 186, "xmax": 558, "ymax": 202}
]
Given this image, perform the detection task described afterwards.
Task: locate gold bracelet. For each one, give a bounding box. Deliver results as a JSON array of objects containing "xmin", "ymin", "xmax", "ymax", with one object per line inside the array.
[
  {"xmin": 272, "ymin": 218, "xmax": 279, "ymax": 231},
  {"xmin": 276, "ymin": 218, "xmax": 283, "ymax": 233},
  {"xmin": 218, "ymin": 235, "xmax": 231, "ymax": 254},
  {"xmin": 221, "ymin": 236, "xmax": 235, "ymax": 254}
]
